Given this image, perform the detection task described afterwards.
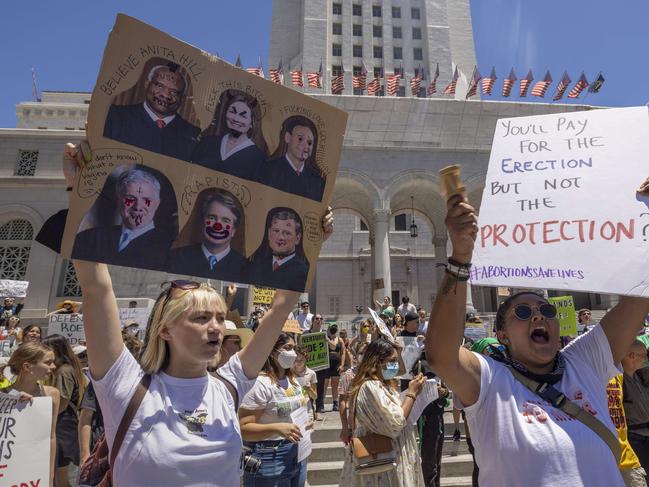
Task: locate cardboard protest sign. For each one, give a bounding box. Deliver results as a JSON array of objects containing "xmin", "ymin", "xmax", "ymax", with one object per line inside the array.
[
  {"xmin": 60, "ymin": 14, "xmax": 347, "ymax": 293},
  {"xmin": 0, "ymin": 280, "xmax": 28, "ymax": 298},
  {"xmin": 368, "ymin": 307, "xmax": 396, "ymax": 344},
  {"xmin": 472, "ymin": 107, "xmax": 649, "ymax": 297},
  {"xmin": 48, "ymin": 314, "xmax": 85, "ymax": 345},
  {"xmin": 0, "ymin": 392, "xmax": 52, "ymax": 486},
  {"xmin": 252, "ymin": 286, "xmax": 276, "ymax": 305},
  {"xmin": 548, "ymin": 295, "xmax": 578, "ymax": 336},
  {"xmin": 298, "ymin": 332, "xmax": 329, "ymax": 371},
  {"xmin": 283, "ymin": 319, "xmax": 302, "ymax": 334}
]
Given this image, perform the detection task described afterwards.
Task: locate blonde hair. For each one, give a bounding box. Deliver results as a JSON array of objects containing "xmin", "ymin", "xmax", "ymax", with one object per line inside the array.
[
  {"xmin": 1, "ymin": 342, "xmax": 53, "ymax": 378},
  {"xmin": 140, "ymin": 284, "xmax": 226, "ymax": 374}
]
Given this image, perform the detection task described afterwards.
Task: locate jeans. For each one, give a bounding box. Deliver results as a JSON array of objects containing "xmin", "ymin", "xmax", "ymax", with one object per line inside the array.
[{"xmin": 243, "ymin": 440, "xmax": 304, "ymax": 487}]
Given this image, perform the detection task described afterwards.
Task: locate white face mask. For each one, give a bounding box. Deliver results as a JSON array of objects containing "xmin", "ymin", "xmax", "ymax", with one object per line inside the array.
[{"xmin": 277, "ymin": 350, "xmax": 298, "ymax": 369}]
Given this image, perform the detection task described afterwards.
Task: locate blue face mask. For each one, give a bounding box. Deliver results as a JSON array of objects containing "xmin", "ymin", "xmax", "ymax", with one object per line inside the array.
[{"xmin": 381, "ymin": 361, "xmax": 400, "ymax": 380}]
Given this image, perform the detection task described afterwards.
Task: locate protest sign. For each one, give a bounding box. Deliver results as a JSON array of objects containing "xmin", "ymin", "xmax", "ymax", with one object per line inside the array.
[
  {"xmin": 60, "ymin": 14, "xmax": 348, "ymax": 293},
  {"xmin": 368, "ymin": 307, "xmax": 396, "ymax": 344},
  {"xmin": 48, "ymin": 313, "xmax": 85, "ymax": 345},
  {"xmin": 472, "ymin": 107, "xmax": 649, "ymax": 297},
  {"xmin": 283, "ymin": 319, "xmax": 302, "ymax": 334},
  {"xmin": 464, "ymin": 323, "xmax": 488, "ymax": 341},
  {"xmin": 0, "ymin": 280, "xmax": 28, "ymax": 298},
  {"xmin": 299, "ymin": 332, "xmax": 329, "ymax": 371},
  {"xmin": 119, "ymin": 307, "xmax": 150, "ymax": 329},
  {"xmin": 395, "ymin": 336, "xmax": 423, "ymax": 379},
  {"xmin": 548, "ymin": 295, "xmax": 578, "ymax": 336},
  {"xmin": 0, "ymin": 340, "xmax": 11, "ymax": 357},
  {"xmin": 290, "ymin": 407, "xmax": 313, "ymax": 463},
  {"xmin": 0, "ymin": 392, "xmax": 51, "ymax": 486},
  {"xmin": 252, "ymin": 287, "xmax": 276, "ymax": 305}
]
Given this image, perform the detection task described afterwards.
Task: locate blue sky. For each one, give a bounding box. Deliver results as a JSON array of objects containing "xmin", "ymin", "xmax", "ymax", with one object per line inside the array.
[{"xmin": 1, "ymin": 0, "xmax": 647, "ymax": 128}]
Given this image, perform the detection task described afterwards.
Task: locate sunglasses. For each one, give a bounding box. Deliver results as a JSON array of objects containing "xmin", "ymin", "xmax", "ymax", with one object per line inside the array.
[{"xmin": 512, "ymin": 303, "xmax": 557, "ymax": 321}]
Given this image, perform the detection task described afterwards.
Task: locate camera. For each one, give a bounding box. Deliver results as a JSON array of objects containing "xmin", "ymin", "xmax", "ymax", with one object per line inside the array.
[{"xmin": 240, "ymin": 446, "xmax": 262, "ymax": 475}]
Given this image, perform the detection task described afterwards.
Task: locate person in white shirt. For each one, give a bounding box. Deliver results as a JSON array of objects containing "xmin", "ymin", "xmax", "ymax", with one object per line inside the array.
[
  {"xmin": 425, "ymin": 191, "xmax": 649, "ymax": 487},
  {"xmin": 397, "ymin": 296, "xmax": 417, "ymax": 320},
  {"xmin": 297, "ymin": 302, "xmax": 313, "ymax": 333}
]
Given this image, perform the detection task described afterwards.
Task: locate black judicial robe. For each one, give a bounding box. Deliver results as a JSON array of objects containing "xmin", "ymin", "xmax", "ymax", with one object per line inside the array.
[
  {"xmin": 72, "ymin": 225, "xmax": 171, "ymax": 269},
  {"xmin": 256, "ymin": 157, "xmax": 326, "ymax": 202},
  {"xmin": 166, "ymin": 244, "xmax": 246, "ymax": 281},
  {"xmin": 191, "ymin": 136, "xmax": 265, "ymax": 181},
  {"xmin": 103, "ymin": 104, "xmax": 200, "ymax": 162},
  {"xmin": 246, "ymin": 253, "xmax": 309, "ymax": 292}
]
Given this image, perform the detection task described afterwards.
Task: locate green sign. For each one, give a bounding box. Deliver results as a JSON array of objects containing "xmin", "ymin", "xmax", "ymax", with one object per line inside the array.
[
  {"xmin": 548, "ymin": 296, "xmax": 577, "ymax": 336},
  {"xmin": 299, "ymin": 332, "xmax": 330, "ymax": 372}
]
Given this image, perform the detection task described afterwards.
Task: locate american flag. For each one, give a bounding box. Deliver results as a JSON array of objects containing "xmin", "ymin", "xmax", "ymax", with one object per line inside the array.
[
  {"xmin": 367, "ymin": 77, "xmax": 381, "ymax": 96},
  {"xmin": 353, "ymin": 64, "xmax": 368, "ymax": 90},
  {"xmin": 246, "ymin": 57, "xmax": 265, "ymax": 78},
  {"xmin": 290, "ymin": 66, "xmax": 304, "ymax": 87},
  {"xmin": 331, "ymin": 65, "xmax": 345, "ymax": 94},
  {"xmin": 519, "ymin": 69, "xmax": 534, "ymax": 97},
  {"xmin": 465, "ymin": 67, "xmax": 482, "ymax": 99},
  {"xmin": 531, "ymin": 70, "xmax": 553, "ymax": 97},
  {"xmin": 588, "ymin": 72, "xmax": 605, "ymax": 93},
  {"xmin": 552, "ymin": 71, "xmax": 571, "ymax": 101},
  {"xmin": 307, "ymin": 62, "xmax": 323, "ymax": 88},
  {"xmin": 410, "ymin": 66, "xmax": 423, "ymax": 96},
  {"xmin": 501, "ymin": 68, "xmax": 517, "ymax": 97},
  {"xmin": 442, "ymin": 66, "xmax": 459, "ymax": 95},
  {"xmin": 386, "ymin": 73, "xmax": 401, "ymax": 96},
  {"xmin": 481, "ymin": 67, "xmax": 497, "ymax": 95},
  {"xmin": 426, "ymin": 63, "xmax": 440, "ymax": 96},
  {"xmin": 568, "ymin": 72, "xmax": 589, "ymax": 99},
  {"xmin": 269, "ymin": 59, "xmax": 284, "ymax": 84}
]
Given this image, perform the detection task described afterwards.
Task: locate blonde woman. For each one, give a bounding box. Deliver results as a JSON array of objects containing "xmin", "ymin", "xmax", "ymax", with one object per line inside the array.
[
  {"xmin": 64, "ymin": 142, "xmax": 334, "ymax": 486},
  {"xmin": 1, "ymin": 342, "xmax": 60, "ymax": 486}
]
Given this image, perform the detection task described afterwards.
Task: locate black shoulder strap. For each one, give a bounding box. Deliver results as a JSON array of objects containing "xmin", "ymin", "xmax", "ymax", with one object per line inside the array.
[{"xmin": 214, "ymin": 371, "xmax": 239, "ymax": 410}]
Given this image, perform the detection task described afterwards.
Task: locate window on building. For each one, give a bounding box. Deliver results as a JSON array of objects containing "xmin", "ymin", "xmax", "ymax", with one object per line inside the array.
[
  {"xmin": 332, "ymin": 65, "xmax": 343, "ymax": 76},
  {"xmin": 411, "ymin": 7, "xmax": 421, "ymax": 19},
  {"xmin": 332, "ymin": 22, "xmax": 342, "ymax": 35},
  {"xmin": 393, "ymin": 47, "xmax": 403, "ymax": 59},
  {"xmin": 394, "ymin": 214, "xmax": 407, "ymax": 231},
  {"xmin": 353, "ymin": 4, "xmax": 362, "ymax": 15},
  {"xmin": 332, "ymin": 43, "xmax": 342, "ymax": 56},
  {"xmin": 412, "ymin": 27, "xmax": 422, "ymax": 39},
  {"xmin": 392, "ymin": 6, "xmax": 401, "ymax": 18},
  {"xmin": 413, "ymin": 47, "xmax": 423, "ymax": 60},
  {"xmin": 372, "ymin": 5, "xmax": 382, "ymax": 17},
  {"xmin": 373, "ymin": 46, "xmax": 383, "ymax": 58},
  {"xmin": 15, "ymin": 150, "xmax": 38, "ymax": 176},
  {"xmin": 353, "ymin": 45, "xmax": 363, "ymax": 57},
  {"xmin": 333, "ymin": 2, "xmax": 342, "ymax": 15},
  {"xmin": 373, "ymin": 67, "xmax": 383, "ymax": 78},
  {"xmin": 353, "ymin": 24, "xmax": 362, "ymax": 36},
  {"xmin": 60, "ymin": 260, "xmax": 81, "ymax": 297},
  {"xmin": 393, "ymin": 26, "xmax": 402, "ymax": 39},
  {"xmin": 373, "ymin": 25, "xmax": 382, "ymax": 37},
  {"xmin": 0, "ymin": 219, "xmax": 33, "ymax": 280},
  {"xmin": 329, "ymin": 296, "xmax": 341, "ymax": 315}
]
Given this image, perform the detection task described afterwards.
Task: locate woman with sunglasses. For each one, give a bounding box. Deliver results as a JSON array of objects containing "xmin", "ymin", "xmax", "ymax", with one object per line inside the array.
[
  {"xmin": 425, "ymin": 191, "xmax": 649, "ymax": 486},
  {"xmin": 63, "ymin": 143, "xmax": 334, "ymax": 486}
]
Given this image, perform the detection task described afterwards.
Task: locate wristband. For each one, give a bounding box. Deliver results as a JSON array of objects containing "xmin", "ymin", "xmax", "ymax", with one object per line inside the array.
[{"xmin": 446, "ymin": 258, "xmax": 471, "ymax": 281}]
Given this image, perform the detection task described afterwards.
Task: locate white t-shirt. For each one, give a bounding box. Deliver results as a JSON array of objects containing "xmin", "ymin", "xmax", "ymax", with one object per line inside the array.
[
  {"xmin": 295, "ymin": 367, "xmax": 317, "ymax": 389},
  {"xmin": 297, "ymin": 312, "xmax": 313, "ymax": 332},
  {"xmin": 240, "ymin": 375, "xmax": 309, "ymax": 440},
  {"xmin": 457, "ymin": 325, "xmax": 624, "ymax": 487},
  {"xmin": 397, "ymin": 303, "xmax": 417, "ymax": 319},
  {"xmin": 92, "ymin": 347, "xmax": 254, "ymax": 487}
]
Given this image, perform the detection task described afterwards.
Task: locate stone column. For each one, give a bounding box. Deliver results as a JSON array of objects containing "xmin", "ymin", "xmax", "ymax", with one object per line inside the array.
[{"xmin": 372, "ymin": 209, "xmax": 392, "ymax": 303}]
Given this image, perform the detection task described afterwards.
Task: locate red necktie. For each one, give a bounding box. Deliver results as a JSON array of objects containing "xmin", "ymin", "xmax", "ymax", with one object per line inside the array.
[
  {"xmin": 295, "ymin": 169, "xmax": 301, "ymax": 176},
  {"xmin": 156, "ymin": 119, "xmax": 166, "ymax": 129},
  {"xmin": 272, "ymin": 261, "xmax": 279, "ymax": 271}
]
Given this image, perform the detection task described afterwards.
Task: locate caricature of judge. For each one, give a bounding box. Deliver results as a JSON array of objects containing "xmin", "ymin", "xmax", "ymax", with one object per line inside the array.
[
  {"xmin": 103, "ymin": 63, "xmax": 200, "ymax": 162},
  {"xmin": 167, "ymin": 190, "xmax": 247, "ymax": 280},
  {"xmin": 256, "ymin": 115, "xmax": 326, "ymax": 202},
  {"xmin": 246, "ymin": 207, "xmax": 309, "ymax": 291},
  {"xmin": 72, "ymin": 168, "xmax": 172, "ymax": 269}
]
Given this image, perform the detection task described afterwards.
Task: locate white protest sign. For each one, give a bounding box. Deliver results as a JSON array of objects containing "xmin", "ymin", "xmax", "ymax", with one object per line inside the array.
[
  {"xmin": 48, "ymin": 313, "xmax": 85, "ymax": 345},
  {"xmin": 395, "ymin": 336, "xmax": 423, "ymax": 379},
  {"xmin": 0, "ymin": 392, "xmax": 52, "ymax": 486},
  {"xmin": 0, "ymin": 280, "xmax": 29, "ymax": 299},
  {"xmin": 473, "ymin": 107, "xmax": 649, "ymax": 296},
  {"xmin": 464, "ymin": 323, "xmax": 488, "ymax": 341},
  {"xmin": 368, "ymin": 308, "xmax": 396, "ymax": 344},
  {"xmin": 290, "ymin": 406, "xmax": 313, "ymax": 463},
  {"xmin": 0, "ymin": 340, "xmax": 11, "ymax": 357},
  {"xmin": 119, "ymin": 308, "xmax": 150, "ymax": 330}
]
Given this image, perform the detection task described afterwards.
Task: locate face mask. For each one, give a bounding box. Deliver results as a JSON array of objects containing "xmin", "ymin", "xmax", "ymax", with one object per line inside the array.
[
  {"xmin": 277, "ymin": 350, "xmax": 297, "ymax": 369},
  {"xmin": 381, "ymin": 361, "xmax": 400, "ymax": 380}
]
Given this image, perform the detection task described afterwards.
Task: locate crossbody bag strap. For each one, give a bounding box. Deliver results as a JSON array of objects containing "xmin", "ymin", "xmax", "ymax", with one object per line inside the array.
[
  {"xmin": 109, "ymin": 374, "xmax": 151, "ymax": 467},
  {"xmin": 214, "ymin": 371, "xmax": 239, "ymax": 410},
  {"xmin": 508, "ymin": 367, "xmax": 621, "ymax": 464}
]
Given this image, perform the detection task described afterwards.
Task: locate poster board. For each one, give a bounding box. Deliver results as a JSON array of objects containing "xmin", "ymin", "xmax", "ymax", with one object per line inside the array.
[
  {"xmin": 0, "ymin": 280, "xmax": 28, "ymax": 298},
  {"xmin": 252, "ymin": 286, "xmax": 276, "ymax": 305},
  {"xmin": 298, "ymin": 332, "xmax": 329, "ymax": 372},
  {"xmin": 548, "ymin": 295, "xmax": 578, "ymax": 336},
  {"xmin": 60, "ymin": 14, "xmax": 347, "ymax": 293},
  {"xmin": 48, "ymin": 314, "xmax": 85, "ymax": 345},
  {"xmin": 119, "ymin": 307, "xmax": 150, "ymax": 329},
  {"xmin": 0, "ymin": 392, "xmax": 51, "ymax": 486},
  {"xmin": 395, "ymin": 336, "xmax": 423, "ymax": 379},
  {"xmin": 368, "ymin": 307, "xmax": 396, "ymax": 344},
  {"xmin": 464, "ymin": 323, "xmax": 488, "ymax": 341},
  {"xmin": 282, "ymin": 319, "xmax": 302, "ymax": 334},
  {"xmin": 472, "ymin": 107, "xmax": 649, "ymax": 297}
]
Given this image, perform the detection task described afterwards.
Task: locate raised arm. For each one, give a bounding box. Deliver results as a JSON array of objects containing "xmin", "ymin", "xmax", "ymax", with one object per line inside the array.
[
  {"xmin": 425, "ymin": 194, "xmax": 481, "ymax": 407},
  {"xmin": 602, "ymin": 296, "xmax": 649, "ymax": 363}
]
